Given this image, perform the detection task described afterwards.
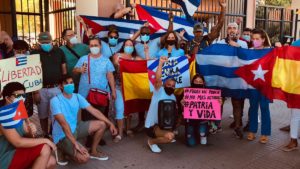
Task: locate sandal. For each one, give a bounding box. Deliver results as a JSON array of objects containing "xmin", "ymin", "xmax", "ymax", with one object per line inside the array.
[
  {"xmin": 113, "ymin": 135, "xmax": 122, "ymax": 143},
  {"xmin": 125, "ymin": 130, "xmax": 134, "ymax": 137},
  {"xmin": 259, "ymin": 135, "xmax": 268, "ymax": 144},
  {"xmin": 247, "ymin": 132, "xmax": 256, "ymax": 141}
]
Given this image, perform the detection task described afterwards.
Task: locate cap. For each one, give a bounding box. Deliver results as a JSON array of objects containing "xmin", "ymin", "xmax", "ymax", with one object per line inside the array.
[
  {"xmin": 227, "ymin": 22, "xmax": 238, "ymax": 29},
  {"xmin": 38, "ymin": 32, "xmax": 52, "ymax": 43},
  {"xmin": 193, "ymin": 23, "xmax": 204, "ymax": 32}
]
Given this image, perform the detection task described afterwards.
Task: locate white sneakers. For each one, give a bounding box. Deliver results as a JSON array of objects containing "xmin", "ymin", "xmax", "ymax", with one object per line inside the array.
[
  {"xmin": 148, "ymin": 140, "xmax": 162, "ymax": 153},
  {"xmin": 200, "ymin": 137, "xmax": 207, "ymax": 145}
]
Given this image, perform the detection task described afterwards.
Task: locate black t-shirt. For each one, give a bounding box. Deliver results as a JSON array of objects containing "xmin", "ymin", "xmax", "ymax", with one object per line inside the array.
[{"xmin": 31, "ymin": 47, "xmax": 66, "ymax": 86}]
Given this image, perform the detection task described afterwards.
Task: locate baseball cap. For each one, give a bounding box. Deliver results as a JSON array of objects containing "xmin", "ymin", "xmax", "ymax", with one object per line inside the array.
[{"xmin": 38, "ymin": 32, "xmax": 52, "ymax": 43}]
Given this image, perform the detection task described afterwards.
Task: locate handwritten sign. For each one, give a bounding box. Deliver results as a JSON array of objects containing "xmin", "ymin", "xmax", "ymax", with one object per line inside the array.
[
  {"xmin": 0, "ymin": 54, "xmax": 43, "ymax": 94},
  {"xmin": 183, "ymin": 88, "xmax": 221, "ymax": 120},
  {"xmin": 147, "ymin": 56, "xmax": 190, "ymax": 91}
]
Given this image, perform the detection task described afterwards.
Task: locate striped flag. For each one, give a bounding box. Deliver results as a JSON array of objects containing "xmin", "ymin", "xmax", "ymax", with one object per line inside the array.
[
  {"xmin": 171, "ymin": 0, "xmax": 201, "ymax": 22},
  {"xmin": 16, "ymin": 56, "xmax": 27, "ymax": 66},
  {"xmin": 120, "ymin": 60, "xmax": 152, "ymax": 115},
  {"xmin": 196, "ymin": 44, "xmax": 272, "ymax": 98},
  {"xmin": 236, "ymin": 46, "xmax": 300, "ymax": 109},
  {"xmin": 80, "ymin": 15, "xmax": 146, "ymax": 42},
  {"xmin": 147, "ymin": 56, "xmax": 191, "ymax": 92},
  {"xmin": 136, "ymin": 4, "xmax": 194, "ymax": 40},
  {"xmin": 0, "ymin": 100, "xmax": 28, "ymax": 129}
]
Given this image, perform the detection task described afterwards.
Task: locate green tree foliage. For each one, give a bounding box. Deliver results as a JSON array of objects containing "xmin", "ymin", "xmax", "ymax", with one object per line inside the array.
[{"xmin": 265, "ymin": 0, "xmax": 292, "ymax": 6}]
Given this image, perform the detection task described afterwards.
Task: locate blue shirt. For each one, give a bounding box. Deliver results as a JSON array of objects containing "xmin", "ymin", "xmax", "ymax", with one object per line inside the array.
[
  {"xmin": 75, "ymin": 55, "xmax": 115, "ymax": 98},
  {"xmin": 145, "ymin": 87, "xmax": 176, "ymax": 128},
  {"xmin": 292, "ymin": 40, "xmax": 300, "ymax": 47},
  {"xmin": 50, "ymin": 93, "xmax": 90, "ymax": 144},
  {"xmin": 101, "ymin": 41, "xmax": 123, "ymax": 58},
  {"xmin": 135, "ymin": 38, "xmax": 161, "ymax": 59},
  {"xmin": 157, "ymin": 47, "xmax": 185, "ymax": 58}
]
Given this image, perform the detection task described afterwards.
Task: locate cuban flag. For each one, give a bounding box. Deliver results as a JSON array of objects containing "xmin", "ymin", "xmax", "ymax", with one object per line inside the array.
[
  {"xmin": 136, "ymin": 4, "xmax": 194, "ymax": 40},
  {"xmin": 196, "ymin": 44, "xmax": 272, "ymax": 98},
  {"xmin": 147, "ymin": 56, "xmax": 191, "ymax": 91},
  {"xmin": 80, "ymin": 15, "xmax": 146, "ymax": 42},
  {"xmin": 171, "ymin": 0, "xmax": 201, "ymax": 22},
  {"xmin": 16, "ymin": 56, "xmax": 27, "ymax": 66},
  {"xmin": 0, "ymin": 100, "xmax": 28, "ymax": 129}
]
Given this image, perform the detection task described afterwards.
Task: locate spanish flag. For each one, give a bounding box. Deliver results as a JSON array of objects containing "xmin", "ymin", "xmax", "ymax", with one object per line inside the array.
[
  {"xmin": 120, "ymin": 59, "xmax": 152, "ymax": 115},
  {"xmin": 236, "ymin": 46, "xmax": 300, "ymax": 108}
]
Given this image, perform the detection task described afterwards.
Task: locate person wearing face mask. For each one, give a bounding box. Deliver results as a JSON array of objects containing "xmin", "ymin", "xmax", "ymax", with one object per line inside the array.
[
  {"xmin": 60, "ymin": 28, "xmax": 90, "ymax": 90},
  {"xmin": 0, "ymin": 82, "xmax": 57, "ymax": 169},
  {"xmin": 111, "ymin": 39, "xmax": 144, "ymax": 142},
  {"xmin": 31, "ymin": 32, "xmax": 67, "ymax": 138},
  {"xmin": 240, "ymin": 28, "xmax": 252, "ymax": 48},
  {"xmin": 135, "ymin": 12, "xmax": 174, "ymax": 59},
  {"xmin": 247, "ymin": 28, "xmax": 272, "ymax": 144},
  {"xmin": 182, "ymin": 74, "xmax": 210, "ymax": 146},
  {"xmin": 73, "ymin": 36, "xmax": 116, "ymax": 119},
  {"xmin": 215, "ymin": 22, "xmax": 248, "ymax": 139},
  {"xmin": 145, "ymin": 56, "xmax": 176, "ymax": 153},
  {"xmin": 101, "ymin": 26, "xmax": 124, "ymax": 58},
  {"xmin": 50, "ymin": 75, "xmax": 117, "ymax": 164},
  {"xmin": 188, "ymin": 0, "xmax": 226, "ymax": 55},
  {"xmin": 157, "ymin": 31, "xmax": 185, "ymax": 58},
  {"xmin": 12, "ymin": 40, "xmax": 35, "ymax": 117}
]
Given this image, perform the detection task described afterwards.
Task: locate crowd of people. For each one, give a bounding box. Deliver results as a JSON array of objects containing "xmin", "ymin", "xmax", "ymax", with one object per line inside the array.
[{"xmin": 0, "ymin": 0, "xmax": 300, "ymax": 168}]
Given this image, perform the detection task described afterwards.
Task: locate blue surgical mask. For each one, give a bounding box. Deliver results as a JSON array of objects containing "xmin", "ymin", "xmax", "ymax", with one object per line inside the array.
[
  {"xmin": 140, "ymin": 35, "xmax": 150, "ymax": 43},
  {"xmin": 40, "ymin": 43, "xmax": 53, "ymax": 52},
  {"xmin": 90, "ymin": 47, "xmax": 100, "ymax": 55},
  {"xmin": 242, "ymin": 35, "xmax": 251, "ymax": 42},
  {"xmin": 124, "ymin": 46, "xmax": 134, "ymax": 54},
  {"xmin": 108, "ymin": 38, "xmax": 118, "ymax": 46},
  {"xmin": 63, "ymin": 84, "xmax": 75, "ymax": 94}
]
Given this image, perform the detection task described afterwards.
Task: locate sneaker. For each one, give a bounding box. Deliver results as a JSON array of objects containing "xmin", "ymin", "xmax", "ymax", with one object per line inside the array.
[
  {"xmin": 279, "ymin": 125, "xmax": 290, "ymax": 132},
  {"xmin": 217, "ymin": 127, "xmax": 223, "ymax": 133},
  {"xmin": 171, "ymin": 139, "xmax": 176, "ymax": 143},
  {"xmin": 234, "ymin": 128, "xmax": 243, "ymax": 139},
  {"xmin": 55, "ymin": 149, "xmax": 68, "ymax": 166},
  {"xmin": 200, "ymin": 137, "xmax": 207, "ymax": 145},
  {"xmin": 229, "ymin": 114, "xmax": 234, "ymax": 118},
  {"xmin": 281, "ymin": 139, "xmax": 298, "ymax": 152},
  {"xmin": 90, "ymin": 151, "xmax": 109, "ymax": 161},
  {"xmin": 148, "ymin": 140, "xmax": 162, "ymax": 153}
]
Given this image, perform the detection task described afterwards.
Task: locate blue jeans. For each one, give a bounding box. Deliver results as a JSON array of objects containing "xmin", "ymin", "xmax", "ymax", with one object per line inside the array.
[
  {"xmin": 185, "ymin": 120, "xmax": 208, "ymax": 146},
  {"xmin": 248, "ymin": 90, "xmax": 271, "ymax": 136}
]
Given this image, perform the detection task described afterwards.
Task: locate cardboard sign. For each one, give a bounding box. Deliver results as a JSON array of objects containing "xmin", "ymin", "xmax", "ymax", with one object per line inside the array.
[
  {"xmin": 183, "ymin": 88, "xmax": 221, "ymax": 120},
  {"xmin": 0, "ymin": 54, "xmax": 43, "ymax": 94},
  {"xmin": 147, "ymin": 56, "xmax": 191, "ymax": 91}
]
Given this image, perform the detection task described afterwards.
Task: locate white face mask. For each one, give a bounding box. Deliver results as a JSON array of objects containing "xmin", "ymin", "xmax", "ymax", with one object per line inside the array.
[
  {"xmin": 13, "ymin": 96, "xmax": 26, "ymax": 103},
  {"xmin": 90, "ymin": 47, "xmax": 100, "ymax": 55},
  {"xmin": 69, "ymin": 36, "xmax": 78, "ymax": 45}
]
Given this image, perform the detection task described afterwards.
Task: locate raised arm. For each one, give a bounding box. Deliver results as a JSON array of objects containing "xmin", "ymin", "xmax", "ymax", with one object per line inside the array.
[
  {"xmin": 160, "ymin": 12, "xmax": 174, "ymax": 44},
  {"xmin": 207, "ymin": 0, "xmax": 226, "ymax": 44},
  {"xmin": 155, "ymin": 56, "xmax": 168, "ymax": 90}
]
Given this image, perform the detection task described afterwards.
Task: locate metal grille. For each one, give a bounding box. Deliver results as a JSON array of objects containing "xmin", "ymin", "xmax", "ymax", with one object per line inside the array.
[
  {"xmin": 46, "ymin": 0, "xmax": 76, "ymax": 46},
  {"xmin": 256, "ymin": 5, "xmax": 297, "ymax": 43},
  {"xmin": 123, "ymin": 0, "xmax": 247, "ymax": 39}
]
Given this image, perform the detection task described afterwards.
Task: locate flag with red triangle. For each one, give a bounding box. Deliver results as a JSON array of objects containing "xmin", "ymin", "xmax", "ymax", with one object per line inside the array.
[
  {"xmin": 0, "ymin": 100, "xmax": 28, "ymax": 129},
  {"xmin": 235, "ymin": 46, "xmax": 300, "ymax": 108}
]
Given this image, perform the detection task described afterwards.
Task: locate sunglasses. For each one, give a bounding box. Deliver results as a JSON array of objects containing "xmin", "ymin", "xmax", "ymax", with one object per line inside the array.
[
  {"xmin": 141, "ymin": 33, "xmax": 150, "ymax": 36},
  {"xmin": 11, "ymin": 93, "xmax": 26, "ymax": 98},
  {"xmin": 109, "ymin": 36, "xmax": 119, "ymax": 39}
]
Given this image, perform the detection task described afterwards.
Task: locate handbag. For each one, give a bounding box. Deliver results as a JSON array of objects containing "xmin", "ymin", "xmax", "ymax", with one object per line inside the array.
[{"xmin": 86, "ymin": 55, "xmax": 109, "ymax": 106}]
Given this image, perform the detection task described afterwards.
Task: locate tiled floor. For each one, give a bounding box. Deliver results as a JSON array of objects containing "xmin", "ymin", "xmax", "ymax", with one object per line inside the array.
[{"xmin": 31, "ymin": 99, "xmax": 299, "ymax": 169}]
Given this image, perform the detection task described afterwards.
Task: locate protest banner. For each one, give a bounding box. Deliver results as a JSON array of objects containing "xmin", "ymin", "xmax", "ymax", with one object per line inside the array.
[
  {"xmin": 0, "ymin": 54, "xmax": 43, "ymax": 94},
  {"xmin": 183, "ymin": 88, "xmax": 221, "ymax": 120},
  {"xmin": 147, "ymin": 56, "xmax": 190, "ymax": 92}
]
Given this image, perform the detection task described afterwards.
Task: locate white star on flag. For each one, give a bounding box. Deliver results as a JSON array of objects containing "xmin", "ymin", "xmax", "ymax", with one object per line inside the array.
[{"xmin": 251, "ymin": 64, "xmax": 268, "ymax": 81}]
